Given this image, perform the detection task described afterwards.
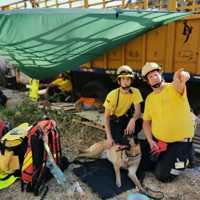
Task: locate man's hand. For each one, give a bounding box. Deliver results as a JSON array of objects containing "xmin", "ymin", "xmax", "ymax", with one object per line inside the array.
[
  {"xmin": 173, "ymin": 68, "xmax": 190, "ymax": 94},
  {"xmin": 125, "ymin": 118, "xmax": 135, "ymax": 135},
  {"xmin": 151, "ymin": 141, "xmax": 168, "ymax": 154},
  {"xmin": 148, "ymin": 139, "xmax": 159, "ymax": 150},
  {"xmin": 174, "ymin": 68, "xmax": 190, "ymax": 83}
]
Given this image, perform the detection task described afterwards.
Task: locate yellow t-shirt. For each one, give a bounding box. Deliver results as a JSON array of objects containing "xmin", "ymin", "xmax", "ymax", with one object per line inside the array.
[
  {"xmin": 143, "ymin": 83, "xmax": 194, "ymax": 142},
  {"xmin": 103, "ymin": 87, "xmax": 143, "ymax": 117},
  {"xmin": 51, "ymin": 78, "xmax": 72, "ymax": 92}
]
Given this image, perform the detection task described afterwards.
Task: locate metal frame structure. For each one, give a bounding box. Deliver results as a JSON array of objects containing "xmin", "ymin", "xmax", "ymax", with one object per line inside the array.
[{"xmin": 1, "ymin": 0, "xmax": 200, "ymax": 12}]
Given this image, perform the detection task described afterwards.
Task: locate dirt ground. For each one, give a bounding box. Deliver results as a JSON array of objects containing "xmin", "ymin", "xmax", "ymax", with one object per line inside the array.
[
  {"xmin": 1, "ymin": 88, "xmax": 200, "ymax": 200},
  {"xmin": 0, "ymin": 120, "xmax": 200, "ymax": 200}
]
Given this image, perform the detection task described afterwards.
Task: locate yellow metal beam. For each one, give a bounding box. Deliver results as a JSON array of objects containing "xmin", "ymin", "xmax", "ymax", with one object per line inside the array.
[
  {"xmin": 121, "ymin": 0, "xmax": 126, "ymax": 8},
  {"xmin": 102, "ymin": 0, "xmax": 106, "ymax": 8},
  {"xmin": 144, "ymin": 0, "xmax": 148, "ymax": 9},
  {"xmin": 165, "ymin": 23, "xmax": 175, "ymax": 72},
  {"xmin": 168, "ymin": 0, "xmax": 177, "ymax": 11},
  {"xmin": 84, "ymin": 0, "xmax": 88, "ymax": 8},
  {"xmin": 45, "ymin": 0, "xmax": 48, "ymax": 8},
  {"xmin": 4, "ymin": 0, "xmax": 200, "ymax": 12},
  {"xmin": 56, "ymin": 0, "xmax": 59, "ymax": 8}
]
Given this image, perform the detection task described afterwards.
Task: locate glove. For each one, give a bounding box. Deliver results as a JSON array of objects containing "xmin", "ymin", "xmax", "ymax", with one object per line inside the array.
[
  {"xmin": 150, "ymin": 141, "xmax": 168, "ymax": 162},
  {"xmin": 151, "ymin": 141, "xmax": 168, "ymax": 154}
]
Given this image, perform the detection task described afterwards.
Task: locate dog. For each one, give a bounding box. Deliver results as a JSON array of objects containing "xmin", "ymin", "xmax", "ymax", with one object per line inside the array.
[
  {"xmin": 77, "ymin": 138, "xmax": 145, "ymax": 192},
  {"xmin": 77, "ymin": 139, "xmax": 164, "ymax": 200}
]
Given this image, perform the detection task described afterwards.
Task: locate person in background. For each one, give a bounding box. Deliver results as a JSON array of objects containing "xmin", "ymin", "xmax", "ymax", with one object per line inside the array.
[
  {"xmin": 104, "ymin": 65, "xmax": 143, "ymax": 149},
  {"xmin": 137, "ymin": 62, "xmax": 194, "ymax": 183},
  {"xmin": 47, "ymin": 73, "xmax": 72, "ymax": 102}
]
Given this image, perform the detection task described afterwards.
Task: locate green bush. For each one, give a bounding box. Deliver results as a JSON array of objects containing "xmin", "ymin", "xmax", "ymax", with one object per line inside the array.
[{"xmin": 0, "ymin": 98, "xmax": 73, "ymax": 135}]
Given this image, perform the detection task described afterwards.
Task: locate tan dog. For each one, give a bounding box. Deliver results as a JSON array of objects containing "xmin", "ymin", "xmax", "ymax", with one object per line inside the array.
[{"xmin": 77, "ymin": 139, "xmax": 145, "ymax": 192}]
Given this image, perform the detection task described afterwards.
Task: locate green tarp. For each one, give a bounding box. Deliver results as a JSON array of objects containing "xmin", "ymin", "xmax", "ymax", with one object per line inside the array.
[{"xmin": 0, "ymin": 8, "xmax": 191, "ymax": 79}]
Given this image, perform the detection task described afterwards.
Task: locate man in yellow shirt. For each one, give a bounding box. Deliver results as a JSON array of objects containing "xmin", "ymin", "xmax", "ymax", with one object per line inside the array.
[
  {"xmin": 104, "ymin": 65, "xmax": 143, "ymax": 148},
  {"xmin": 138, "ymin": 62, "xmax": 194, "ymax": 182},
  {"xmin": 47, "ymin": 73, "xmax": 72, "ymax": 102}
]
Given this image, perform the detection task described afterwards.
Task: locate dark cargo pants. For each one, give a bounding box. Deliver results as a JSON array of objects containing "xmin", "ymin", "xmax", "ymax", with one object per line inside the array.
[{"xmin": 136, "ymin": 139, "xmax": 193, "ymax": 182}]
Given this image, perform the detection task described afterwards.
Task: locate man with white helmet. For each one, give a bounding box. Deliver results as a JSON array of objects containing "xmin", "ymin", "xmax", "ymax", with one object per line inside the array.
[
  {"xmin": 137, "ymin": 62, "xmax": 194, "ymax": 182},
  {"xmin": 104, "ymin": 65, "xmax": 143, "ymax": 148}
]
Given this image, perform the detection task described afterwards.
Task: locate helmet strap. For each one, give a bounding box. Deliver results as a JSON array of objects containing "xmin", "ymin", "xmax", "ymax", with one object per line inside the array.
[
  {"xmin": 118, "ymin": 77, "xmax": 132, "ymax": 92},
  {"xmin": 120, "ymin": 85, "xmax": 132, "ymax": 93},
  {"xmin": 151, "ymin": 80, "xmax": 163, "ymax": 89},
  {"xmin": 121, "ymin": 86, "xmax": 130, "ymax": 90}
]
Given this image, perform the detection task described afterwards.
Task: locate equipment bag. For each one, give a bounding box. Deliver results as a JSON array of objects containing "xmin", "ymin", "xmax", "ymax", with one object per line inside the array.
[
  {"xmin": 21, "ymin": 119, "xmax": 62, "ymax": 196},
  {"xmin": 0, "ymin": 123, "xmax": 29, "ymax": 189}
]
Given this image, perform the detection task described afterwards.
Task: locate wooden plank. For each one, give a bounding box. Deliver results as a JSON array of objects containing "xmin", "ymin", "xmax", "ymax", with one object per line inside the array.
[
  {"xmin": 50, "ymin": 102, "xmax": 75, "ymax": 107},
  {"xmin": 50, "ymin": 105, "xmax": 75, "ymax": 111},
  {"xmin": 72, "ymin": 118, "xmax": 105, "ymax": 131},
  {"xmin": 74, "ymin": 110, "xmax": 104, "ymax": 126},
  {"xmin": 38, "ymin": 102, "xmax": 75, "ymax": 111}
]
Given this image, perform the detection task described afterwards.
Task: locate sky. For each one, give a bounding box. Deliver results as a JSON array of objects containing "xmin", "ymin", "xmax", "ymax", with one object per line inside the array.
[
  {"xmin": 0, "ymin": 0, "xmax": 123, "ymax": 7},
  {"xmin": 0, "ymin": 0, "xmax": 19, "ymax": 6},
  {"xmin": 0, "ymin": 0, "xmax": 133, "ymax": 7}
]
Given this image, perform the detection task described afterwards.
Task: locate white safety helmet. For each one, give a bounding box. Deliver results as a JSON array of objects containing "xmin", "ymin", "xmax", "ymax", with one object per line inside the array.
[
  {"xmin": 117, "ymin": 65, "xmax": 134, "ymax": 79},
  {"xmin": 141, "ymin": 62, "xmax": 161, "ymax": 78}
]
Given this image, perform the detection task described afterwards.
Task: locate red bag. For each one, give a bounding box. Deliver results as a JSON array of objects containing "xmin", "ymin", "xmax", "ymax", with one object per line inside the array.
[
  {"xmin": 21, "ymin": 119, "xmax": 62, "ymax": 195},
  {"xmin": 0, "ymin": 120, "xmax": 6, "ymax": 139}
]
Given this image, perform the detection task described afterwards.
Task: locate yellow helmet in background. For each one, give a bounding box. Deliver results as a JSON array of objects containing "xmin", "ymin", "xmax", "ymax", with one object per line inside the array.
[
  {"xmin": 117, "ymin": 65, "xmax": 134, "ymax": 79},
  {"xmin": 141, "ymin": 62, "xmax": 161, "ymax": 78}
]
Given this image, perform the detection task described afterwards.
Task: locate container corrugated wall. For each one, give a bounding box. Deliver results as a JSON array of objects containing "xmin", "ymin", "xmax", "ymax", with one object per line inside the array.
[{"xmin": 83, "ymin": 14, "xmax": 200, "ymax": 75}]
